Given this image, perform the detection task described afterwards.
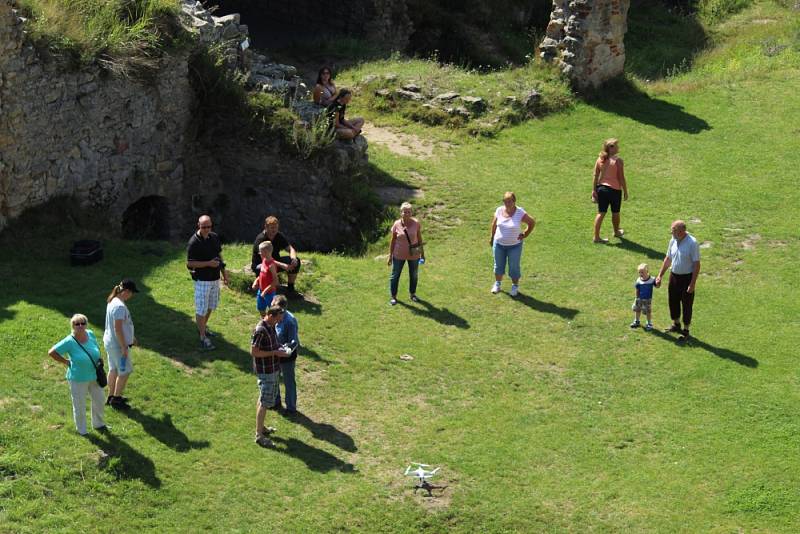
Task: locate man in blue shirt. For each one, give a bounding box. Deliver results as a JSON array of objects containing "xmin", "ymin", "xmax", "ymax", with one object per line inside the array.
[
  {"xmin": 270, "ymin": 294, "xmax": 300, "ymax": 414},
  {"xmin": 655, "ymin": 220, "xmax": 701, "ymax": 342}
]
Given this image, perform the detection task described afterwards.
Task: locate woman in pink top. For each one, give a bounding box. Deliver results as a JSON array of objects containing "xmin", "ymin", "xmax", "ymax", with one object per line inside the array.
[
  {"xmin": 387, "ymin": 202, "xmax": 424, "ymax": 305},
  {"xmin": 591, "ymin": 138, "xmax": 628, "ymax": 243}
]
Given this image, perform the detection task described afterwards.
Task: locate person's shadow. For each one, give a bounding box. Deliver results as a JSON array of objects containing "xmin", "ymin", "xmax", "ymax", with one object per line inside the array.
[
  {"xmin": 396, "ymin": 299, "xmax": 470, "ymax": 329},
  {"xmin": 300, "ymin": 346, "xmax": 334, "ymax": 364},
  {"xmin": 283, "ymin": 411, "xmax": 357, "ymax": 452},
  {"xmin": 86, "ymin": 432, "xmax": 161, "ymax": 488},
  {"xmin": 651, "ymin": 329, "xmax": 758, "ymax": 368},
  {"xmin": 513, "ymin": 293, "xmax": 579, "ymax": 320},
  {"xmin": 612, "ymin": 237, "xmax": 664, "ymax": 261},
  {"xmin": 118, "ymin": 407, "xmax": 210, "ymax": 452},
  {"xmin": 269, "ymin": 436, "xmax": 357, "ymax": 473}
]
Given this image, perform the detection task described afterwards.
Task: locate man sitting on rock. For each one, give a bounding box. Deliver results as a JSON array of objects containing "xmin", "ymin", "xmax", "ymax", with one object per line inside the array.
[{"xmin": 251, "ymin": 216, "xmax": 302, "ymax": 299}]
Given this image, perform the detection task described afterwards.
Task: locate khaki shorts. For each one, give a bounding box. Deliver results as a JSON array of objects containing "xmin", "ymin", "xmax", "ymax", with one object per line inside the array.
[{"xmin": 632, "ymin": 298, "xmax": 652, "ymax": 314}]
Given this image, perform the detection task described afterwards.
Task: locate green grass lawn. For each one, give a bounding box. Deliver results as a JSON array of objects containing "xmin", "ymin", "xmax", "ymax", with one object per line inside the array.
[{"xmin": 2, "ymin": 2, "xmax": 800, "ymax": 532}]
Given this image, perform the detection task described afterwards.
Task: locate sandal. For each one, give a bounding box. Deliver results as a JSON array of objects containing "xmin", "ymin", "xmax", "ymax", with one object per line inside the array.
[{"xmin": 593, "ymin": 237, "xmax": 609, "ymax": 244}]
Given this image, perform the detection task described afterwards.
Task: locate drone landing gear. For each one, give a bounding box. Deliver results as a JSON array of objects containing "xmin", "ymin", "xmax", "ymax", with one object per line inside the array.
[{"xmin": 414, "ymin": 480, "xmax": 447, "ymax": 497}]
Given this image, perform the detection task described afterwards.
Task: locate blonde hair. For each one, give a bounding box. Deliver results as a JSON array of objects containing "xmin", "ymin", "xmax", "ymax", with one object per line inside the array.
[
  {"xmin": 107, "ymin": 282, "xmax": 124, "ymax": 303},
  {"xmin": 258, "ymin": 241, "xmax": 273, "ymax": 253},
  {"xmin": 400, "ymin": 202, "xmax": 413, "ymax": 212},
  {"xmin": 638, "ymin": 263, "xmax": 649, "ymax": 273},
  {"xmin": 598, "ymin": 138, "xmax": 618, "ymax": 162},
  {"xmin": 264, "ymin": 216, "xmax": 279, "ymax": 227},
  {"xmin": 503, "ymin": 191, "xmax": 516, "ymax": 202},
  {"xmin": 70, "ymin": 313, "xmax": 88, "ymax": 332}
]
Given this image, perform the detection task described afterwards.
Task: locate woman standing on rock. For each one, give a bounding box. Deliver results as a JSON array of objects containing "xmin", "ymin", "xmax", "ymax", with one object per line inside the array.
[
  {"xmin": 388, "ymin": 202, "xmax": 424, "ymax": 306},
  {"xmin": 592, "ymin": 138, "xmax": 628, "ymax": 243},
  {"xmin": 313, "ymin": 66, "xmax": 337, "ymax": 107},
  {"xmin": 490, "ymin": 191, "xmax": 535, "ymax": 297}
]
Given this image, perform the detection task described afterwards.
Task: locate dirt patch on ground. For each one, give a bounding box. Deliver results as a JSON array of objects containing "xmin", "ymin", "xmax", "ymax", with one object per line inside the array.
[
  {"xmin": 741, "ymin": 234, "xmax": 761, "ymax": 250},
  {"xmin": 0, "ymin": 397, "xmax": 16, "ymax": 409},
  {"xmin": 375, "ymin": 186, "xmax": 424, "ymax": 205},
  {"xmin": 362, "ymin": 122, "xmax": 452, "ymax": 160}
]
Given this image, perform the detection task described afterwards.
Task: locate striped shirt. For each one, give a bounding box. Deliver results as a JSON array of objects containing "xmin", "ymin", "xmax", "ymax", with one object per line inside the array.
[{"xmin": 251, "ymin": 319, "xmax": 281, "ymax": 374}]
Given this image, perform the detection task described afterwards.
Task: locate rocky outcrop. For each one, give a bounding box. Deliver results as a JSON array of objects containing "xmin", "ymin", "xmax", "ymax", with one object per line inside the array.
[
  {"xmin": 0, "ymin": 0, "xmax": 368, "ymax": 247},
  {"xmin": 540, "ymin": 0, "xmax": 631, "ymax": 89}
]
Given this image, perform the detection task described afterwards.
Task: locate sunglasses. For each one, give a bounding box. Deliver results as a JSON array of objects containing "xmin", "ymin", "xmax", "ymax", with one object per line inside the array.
[
  {"xmin": 199, "ymin": 225, "xmax": 212, "ymax": 229},
  {"xmin": 73, "ymin": 322, "xmax": 86, "ymax": 326}
]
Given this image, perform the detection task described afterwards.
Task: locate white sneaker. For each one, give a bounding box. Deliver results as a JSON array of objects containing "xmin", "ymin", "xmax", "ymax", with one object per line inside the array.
[
  {"xmin": 491, "ymin": 282, "xmax": 501, "ymax": 294},
  {"xmin": 510, "ymin": 284, "xmax": 519, "ymax": 297}
]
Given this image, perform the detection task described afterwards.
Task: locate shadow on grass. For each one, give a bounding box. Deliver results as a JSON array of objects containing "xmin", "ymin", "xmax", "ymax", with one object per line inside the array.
[
  {"xmin": 270, "ymin": 436, "xmax": 357, "ymax": 473},
  {"xmin": 612, "ymin": 236, "xmax": 664, "ymax": 261},
  {"xmin": 650, "ymin": 329, "xmax": 758, "ymax": 368},
  {"xmin": 300, "ymin": 346, "xmax": 334, "ymax": 364},
  {"xmin": 0, "ymin": 228, "xmax": 256, "ymax": 373},
  {"xmin": 86, "ymin": 432, "xmax": 161, "ymax": 488},
  {"xmin": 118, "ymin": 407, "xmax": 210, "ymax": 452},
  {"xmin": 514, "ymin": 293, "xmax": 579, "ymax": 320},
  {"xmin": 283, "ymin": 411, "xmax": 357, "ymax": 452},
  {"xmin": 589, "ymin": 78, "xmax": 711, "ymax": 134},
  {"xmin": 289, "ymin": 295, "xmax": 322, "ymax": 316},
  {"xmin": 396, "ymin": 298, "xmax": 470, "ymax": 329}
]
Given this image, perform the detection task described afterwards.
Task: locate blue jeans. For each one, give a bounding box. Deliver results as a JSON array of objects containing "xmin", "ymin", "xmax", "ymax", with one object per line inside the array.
[
  {"xmin": 389, "ymin": 258, "xmax": 419, "ymax": 297},
  {"xmin": 493, "ymin": 241, "xmax": 523, "ymax": 280},
  {"xmin": 273, "ymin": 357, "xmax": 297, "ymax": 411}
]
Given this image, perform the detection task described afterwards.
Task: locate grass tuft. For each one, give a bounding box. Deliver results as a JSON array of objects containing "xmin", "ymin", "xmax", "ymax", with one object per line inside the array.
[{"xmin": 17, "ymin": 0, "xmax": 184, "ymax": 75}]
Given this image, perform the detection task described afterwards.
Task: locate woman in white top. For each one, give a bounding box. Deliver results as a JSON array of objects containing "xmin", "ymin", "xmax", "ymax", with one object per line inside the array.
[
  {"xmin": 489, "ymin": 191, "xmax": 535, "ymax": 296},
  {"xmin": 103, "ymin": 278, "xmax": 138, "ymax": 409},
  {"xmin": 312, "ymin": 66, "xmax": 337, "ymax": 107}
]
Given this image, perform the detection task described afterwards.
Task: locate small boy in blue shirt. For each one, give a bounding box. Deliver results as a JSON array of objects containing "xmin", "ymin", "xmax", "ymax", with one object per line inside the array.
[{"xmin": 631, "ymin": 263, "xmax": 657, "ymax": 330}]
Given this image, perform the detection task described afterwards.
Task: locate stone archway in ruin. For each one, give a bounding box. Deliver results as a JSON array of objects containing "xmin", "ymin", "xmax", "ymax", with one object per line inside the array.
[
  {"xmin": 122, "ymin": 196, "xmax": 171, "ymax": 241},
  {"xmin": 540, "ymin": 0, "xmax": 631, "ymax": 89}
]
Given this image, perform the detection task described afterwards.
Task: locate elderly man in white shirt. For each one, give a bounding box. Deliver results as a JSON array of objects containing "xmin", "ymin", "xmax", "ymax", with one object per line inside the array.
[{"xmin": 655, "ymin": 220, "xmax": 701, "ymax": 342}]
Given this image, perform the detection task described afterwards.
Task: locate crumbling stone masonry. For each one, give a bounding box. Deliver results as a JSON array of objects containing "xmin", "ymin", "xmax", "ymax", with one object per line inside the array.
[
  {"xmin": 0, "ymin": 0, "xmax": 369, "ymax": 249},
  {"xmin": 540, "ymin": 0, "xmax": 631, "ymax": 89}
]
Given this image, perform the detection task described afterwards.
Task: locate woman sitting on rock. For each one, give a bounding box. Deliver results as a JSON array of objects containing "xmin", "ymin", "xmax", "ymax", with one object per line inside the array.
[
  {"xmin": 313, "ymin": 66, "xmax": 337, "ymax": 107},
  {"xmin": 327, "ymin": 89, "xmax": 364, "ymax": 140}
]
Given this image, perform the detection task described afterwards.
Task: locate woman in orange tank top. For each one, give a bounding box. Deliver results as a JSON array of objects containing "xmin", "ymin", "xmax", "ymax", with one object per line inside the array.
[{"xmin": 591, "ymin": 138, "xmax": 628, "ymax": 243}]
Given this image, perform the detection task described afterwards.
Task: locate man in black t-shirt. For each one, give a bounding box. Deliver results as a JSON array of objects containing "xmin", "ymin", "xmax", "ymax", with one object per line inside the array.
[
  {"xmin": 250, "ymin": 216, "xmax": 302, "ymax": 299},
  {"xmin": 187, "ymin": 215, "xmax": 229, "ymax": 350}
]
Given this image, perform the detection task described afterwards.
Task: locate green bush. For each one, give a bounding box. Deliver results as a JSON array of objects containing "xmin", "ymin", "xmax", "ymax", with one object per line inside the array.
[
  {"xmin": 697, "ymin": 0, "xmax": 753, "ymax": 23},
  {"xmin": 17, "ymin": 0, "xmax": 183, "ymax": 75}
]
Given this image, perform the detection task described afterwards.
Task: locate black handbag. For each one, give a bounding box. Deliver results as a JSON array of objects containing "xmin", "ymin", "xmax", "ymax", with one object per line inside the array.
[{"xmin": 72, "ymin": 336, "xmax": 107, "ymax": 388}]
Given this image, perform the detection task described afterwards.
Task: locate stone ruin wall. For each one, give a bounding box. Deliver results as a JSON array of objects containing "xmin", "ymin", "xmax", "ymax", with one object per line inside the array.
[
  {"xmin": 0, "ymin": 0, "xmax": 193, "ymax": 234},
  {"xmin": 0, "ymin": 0, "xmax": 368, "ymax": 249},
  {"xmin": 540, "ymin": 0, "xmax": 630, "ymax": 89}
]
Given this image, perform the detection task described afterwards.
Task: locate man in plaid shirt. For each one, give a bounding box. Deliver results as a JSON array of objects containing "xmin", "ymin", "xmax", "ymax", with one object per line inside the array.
[{"xmin": 250, "ymin": 306, "xmax": 290, "ymax": 447}]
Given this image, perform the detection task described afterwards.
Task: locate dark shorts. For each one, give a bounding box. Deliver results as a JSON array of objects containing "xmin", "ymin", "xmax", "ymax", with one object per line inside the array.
[{"xmin": 596, "ymin": 185, "xmax": 622, "ymax": 214}]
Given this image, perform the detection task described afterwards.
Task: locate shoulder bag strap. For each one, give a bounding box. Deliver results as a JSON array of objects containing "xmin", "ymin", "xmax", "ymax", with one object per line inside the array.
[{"xmin": 71, "ymin": 335, "xmax": 99, "ymax": 370}]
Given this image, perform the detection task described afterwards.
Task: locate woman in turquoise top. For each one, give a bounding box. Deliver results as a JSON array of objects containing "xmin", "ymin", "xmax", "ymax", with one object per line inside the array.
[{"xmin": 47, "ymin": 313, "xmax": 106, "ymax": 435}]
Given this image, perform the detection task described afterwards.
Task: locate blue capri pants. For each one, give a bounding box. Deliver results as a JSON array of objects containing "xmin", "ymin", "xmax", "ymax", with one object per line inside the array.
[{"xmin": 493, "ymin": 241, "xmax": 523, "ymax": 280}]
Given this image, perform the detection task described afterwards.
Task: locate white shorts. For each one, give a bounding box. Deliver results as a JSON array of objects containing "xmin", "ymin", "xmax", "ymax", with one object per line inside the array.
[
  {"xmin": 105, "ymin": 342, "xmax": 134, "ymax": 376},
  {"xmin": 194, "ymin": 280, "xmax": 220, "ymax": 316}
]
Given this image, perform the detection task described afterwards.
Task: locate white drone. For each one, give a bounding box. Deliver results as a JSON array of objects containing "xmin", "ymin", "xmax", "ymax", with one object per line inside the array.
[{"xmin": 404, "ymin": 463, "xmax": 445, "ymax": 496}]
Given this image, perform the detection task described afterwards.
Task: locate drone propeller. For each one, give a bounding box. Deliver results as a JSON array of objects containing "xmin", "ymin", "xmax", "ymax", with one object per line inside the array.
[{"xmin": 410, "ymin": 462, "xmax": 430, "ymax": 467}]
